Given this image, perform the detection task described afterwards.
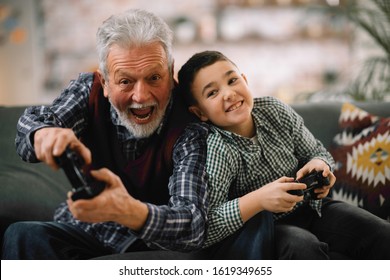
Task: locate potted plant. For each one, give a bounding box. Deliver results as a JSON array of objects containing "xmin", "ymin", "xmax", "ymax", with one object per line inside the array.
[{"xmin": 344, "ymin": 0, "xmax": 390, "ymax": 101}]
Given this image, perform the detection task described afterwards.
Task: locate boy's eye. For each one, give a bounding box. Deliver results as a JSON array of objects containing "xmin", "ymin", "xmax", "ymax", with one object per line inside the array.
[
  {"xmin": 228, "ymin": 77, "xmax": 238, "ymax": 85},
  {"xmin": 206, "ymin": 90, "xmax": 217, "ymax": 98}
]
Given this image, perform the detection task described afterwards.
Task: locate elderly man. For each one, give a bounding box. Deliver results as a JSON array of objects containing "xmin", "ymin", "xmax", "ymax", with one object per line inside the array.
[{"xmin": 2, "ymin": 9, "xmax": 208, "ymax": 259}]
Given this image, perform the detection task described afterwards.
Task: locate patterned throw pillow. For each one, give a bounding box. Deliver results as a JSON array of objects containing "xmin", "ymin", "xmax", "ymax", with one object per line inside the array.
[{"xmin": 329, "ymin": 103, "xmax": 390, "ymax": 221}]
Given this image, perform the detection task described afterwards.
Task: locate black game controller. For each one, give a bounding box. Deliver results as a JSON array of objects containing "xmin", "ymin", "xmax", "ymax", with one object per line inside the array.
[
  {"xmin": 288, "ymin": 171, "xmax": 330, "ymax": 200},
  {"xmin": 55, "ymin": 147, "xmax": 105, "ymax": 201}
]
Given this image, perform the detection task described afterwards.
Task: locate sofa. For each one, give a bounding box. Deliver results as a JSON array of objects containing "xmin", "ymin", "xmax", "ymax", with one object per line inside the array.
[{"xmin": 1, "ymin": 101, "xmax": 389, "ymax": 259}]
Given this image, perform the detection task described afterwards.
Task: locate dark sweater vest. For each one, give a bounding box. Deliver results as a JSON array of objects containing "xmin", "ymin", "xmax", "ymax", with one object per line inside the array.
[{"xmin": 81, "ymin": 72, "xmax": 195, "ymax": 205}]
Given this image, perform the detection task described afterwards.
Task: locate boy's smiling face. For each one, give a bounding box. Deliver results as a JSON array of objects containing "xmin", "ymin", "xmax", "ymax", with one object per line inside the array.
[{"xmin": 189, "ymin": 60, "xmax": 255, "ymax": 137}]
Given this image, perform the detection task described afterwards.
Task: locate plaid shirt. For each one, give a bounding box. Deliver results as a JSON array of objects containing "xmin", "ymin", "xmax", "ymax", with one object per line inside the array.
[
  {"xmin": 203, "ymin": 96, "xmax": 334, "ymax": 248},
  {"xmin": 15, "ymin": 72, "xmax": 209, "ymax": 253}
]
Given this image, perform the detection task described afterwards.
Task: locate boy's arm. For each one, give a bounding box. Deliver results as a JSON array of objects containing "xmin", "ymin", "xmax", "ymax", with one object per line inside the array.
[{"xmin": 276, "ymin": 99, "xmax": 335, "ymax": 170}]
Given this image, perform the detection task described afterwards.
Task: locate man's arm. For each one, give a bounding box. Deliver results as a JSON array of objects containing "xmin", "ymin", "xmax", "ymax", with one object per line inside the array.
[
  {"xmin": 135, "ymin": 123, "xmax": 209, "ymax": 251},
  {"xmin": 15, "ymin": 73, "xmax": 93, "ymax": 163}
]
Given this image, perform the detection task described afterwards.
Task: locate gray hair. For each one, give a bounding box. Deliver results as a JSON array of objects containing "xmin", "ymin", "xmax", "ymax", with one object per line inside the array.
[{"xmin": 96, "ymin": 9, "xmax": 174, "ymax": 80}]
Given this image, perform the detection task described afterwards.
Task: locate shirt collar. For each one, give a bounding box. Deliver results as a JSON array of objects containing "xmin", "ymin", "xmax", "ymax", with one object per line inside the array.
[{"xmin": 209, "ymin": 110, "xmax": 264, "ymax": 139}]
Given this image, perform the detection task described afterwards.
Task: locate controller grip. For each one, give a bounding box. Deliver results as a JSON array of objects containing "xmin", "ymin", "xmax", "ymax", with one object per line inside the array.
[
  {"xmin": 287, "ymin": 189, "xmax": 304, "ymax": 196},
  {"xmin": 54, "ymin": 147, "xmax": 105, "ymax": 201},
  {"xmin": 323, "ymin": 176, "xmax": 330, "ymax": 186},
  {"xmin": 71, "ymin": 180, "xmax": 105, "ymax": 200}
]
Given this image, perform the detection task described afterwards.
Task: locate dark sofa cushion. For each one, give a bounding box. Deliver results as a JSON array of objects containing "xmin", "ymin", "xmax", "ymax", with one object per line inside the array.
[
  {"xmin": 0, "ymin": 107, "xmax": 69, "ymax": 237},
  {"xmin": 291, "ymin": 103, "xmax": 343, "ymax": 149}
]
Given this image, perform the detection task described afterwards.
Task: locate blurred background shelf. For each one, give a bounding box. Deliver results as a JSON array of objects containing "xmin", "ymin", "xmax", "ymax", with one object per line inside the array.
[{"xmin": 0, "ymin": 0, "xmax": 388, "ymax": 106}]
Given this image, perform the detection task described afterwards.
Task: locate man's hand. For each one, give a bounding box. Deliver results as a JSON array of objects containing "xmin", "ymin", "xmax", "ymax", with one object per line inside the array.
[
  {"xmin": 296, "ymin": 159, "xmax": 336, "ymax": 199},
  {"xmin": 34, "ymin": 127, "xmax": 91, "ymax": 169},
  {"xmin": 67, "ymin": 168, "xmax": 149, "ymax": 231}
]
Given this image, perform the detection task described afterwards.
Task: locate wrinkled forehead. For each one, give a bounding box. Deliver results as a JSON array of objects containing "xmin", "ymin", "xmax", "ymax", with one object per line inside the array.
[{"xmin": 106, "ymin": 43, "xmax": 170, "ymax": 74}]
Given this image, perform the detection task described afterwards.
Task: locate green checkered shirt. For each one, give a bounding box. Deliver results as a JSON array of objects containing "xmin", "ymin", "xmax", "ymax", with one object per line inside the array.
[{"xmin": 204, "ymin": 96, "xmax": 334, "ymax": 248}]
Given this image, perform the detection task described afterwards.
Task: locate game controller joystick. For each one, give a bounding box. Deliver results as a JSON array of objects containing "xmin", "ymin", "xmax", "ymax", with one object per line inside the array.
[
  {"xmin": 288, "ymin": 171, "xmax": 330, "ymax": 200},
  {"xmin": 55, "ymin": 147, "xmax": 105, "ymax": 200}
]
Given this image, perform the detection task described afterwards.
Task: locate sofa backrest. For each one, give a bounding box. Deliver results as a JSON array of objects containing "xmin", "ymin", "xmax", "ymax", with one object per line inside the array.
[
  {"xmin": 291, "ymin": 102, "xmax": 390, "ymax": 149},
  {"xmin": 0, "ymin": 106, "xmax": 69, "ymax": 224}
]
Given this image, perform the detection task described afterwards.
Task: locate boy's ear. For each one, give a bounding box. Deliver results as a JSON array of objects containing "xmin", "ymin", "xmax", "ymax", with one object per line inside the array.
[
  {"xmin": 241, "ymin": 73, "xmax": 248, "ymax": 84},
  {"xmin": 189, "ymin": 106, "xmax": 208, "ymax": 122},
  {"xmin": 97, "ymin": 70, "xmax": 109, "ymax": 98}
]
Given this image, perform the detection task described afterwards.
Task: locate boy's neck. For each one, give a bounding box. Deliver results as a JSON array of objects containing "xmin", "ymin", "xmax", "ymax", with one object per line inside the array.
[{"xmin": 225, "ymin": 116, "xmax": 256, "ymax": 138}]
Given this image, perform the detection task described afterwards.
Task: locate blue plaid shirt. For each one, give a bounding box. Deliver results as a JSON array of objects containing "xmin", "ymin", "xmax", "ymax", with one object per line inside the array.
[{"xmin": 15, "ymin": 72, "xmax": 209, "ymax": 253}]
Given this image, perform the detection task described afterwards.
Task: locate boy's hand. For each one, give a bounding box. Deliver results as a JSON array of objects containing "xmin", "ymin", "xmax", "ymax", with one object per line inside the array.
[
  {"xmin": 258, "ymin": 177, "xmax": 306, "ymax": 213},
  {"xmin": 296, "ymin": 159, "xmax": 336, "ymax": 199}
]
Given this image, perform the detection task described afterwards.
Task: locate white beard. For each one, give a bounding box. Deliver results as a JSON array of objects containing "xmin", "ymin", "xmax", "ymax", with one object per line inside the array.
[{"xmin": 110, "ymin": 100, "xmax": 168, "ymax": 139}]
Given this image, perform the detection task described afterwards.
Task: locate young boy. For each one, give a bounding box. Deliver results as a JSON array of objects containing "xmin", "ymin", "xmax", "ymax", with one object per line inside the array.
[{"xmin": 177, "ymin": 50, "xmax": 390, "ymax": 259}]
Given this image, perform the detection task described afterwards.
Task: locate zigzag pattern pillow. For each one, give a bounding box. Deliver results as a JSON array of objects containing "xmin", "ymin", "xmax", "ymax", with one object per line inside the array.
[{"xmin": 330, "ymin": 103, "xmax": 390, "ymax": 221}]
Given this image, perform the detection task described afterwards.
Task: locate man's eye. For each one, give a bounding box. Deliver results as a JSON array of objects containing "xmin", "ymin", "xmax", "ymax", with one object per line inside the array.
[
  {"xmin": 120, "ymin": 79, "xmax": 130, "ymax": 85},
  {"xmin": 150, "ymin": 75, "xmax": 161, "ymax": 81}
]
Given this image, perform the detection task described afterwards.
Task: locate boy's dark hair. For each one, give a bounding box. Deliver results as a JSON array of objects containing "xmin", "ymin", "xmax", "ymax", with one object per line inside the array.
[{"xmin": 177, "ymin": 50, "xmax": 235, "ymax": 106}]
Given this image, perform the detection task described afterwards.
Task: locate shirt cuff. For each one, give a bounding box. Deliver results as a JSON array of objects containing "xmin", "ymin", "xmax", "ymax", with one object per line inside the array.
[
  {"xmin": 134, "ymin": 203, "xmax": 160, "ymax": 241},
  {"xmin": 224, "ymin": 198, "xmax": 244, "ymax": 232}
]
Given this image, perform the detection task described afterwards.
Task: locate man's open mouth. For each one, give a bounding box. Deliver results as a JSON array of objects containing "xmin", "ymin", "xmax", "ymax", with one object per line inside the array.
[
  {"xmin": 226, "ymin": 101, "xmax": 243, "ymax": 112},
  {"xmin": 129, "ymin": 106, "xmax": 154, "ymax": 121}
]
